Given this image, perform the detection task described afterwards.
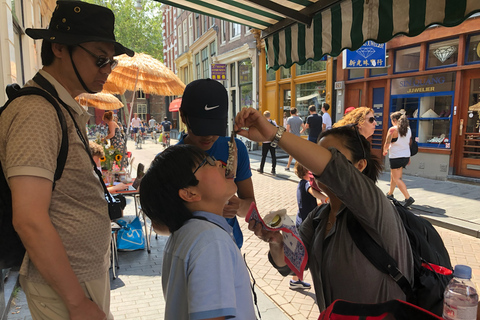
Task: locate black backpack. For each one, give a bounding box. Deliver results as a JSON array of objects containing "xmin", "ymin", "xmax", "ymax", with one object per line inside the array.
[
  {"xmin": 345, "ymin": 199, "xmax": 452, "ymax": 316},
  {"xmin": 0, "ymin": 83, "xmax": 68, "ymax": 270},
  {"xmin": 311, "ymin": 199, "xmax": 452, "ymax": 316}
]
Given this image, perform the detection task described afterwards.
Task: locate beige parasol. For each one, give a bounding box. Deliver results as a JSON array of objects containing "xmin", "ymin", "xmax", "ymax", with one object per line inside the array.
[
  {"xmin": 105, "ymin": 52, "xmax": 185, "ymax": 96},
  {"xmin": 76, "ymin": 92, "xmax": 124, "ymax": 110}
]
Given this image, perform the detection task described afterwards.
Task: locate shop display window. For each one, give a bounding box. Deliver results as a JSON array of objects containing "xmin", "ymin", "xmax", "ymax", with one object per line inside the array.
[
  {"xmin": 394, "ymin": 46, "xmax": 420, "ymax": 73},
  {"xmin": 427, "ymin": 38, "xmax": 459, "ymax": 69},
  {"xmin": 296, "ymin": 59, "xmax": 327, "ymax": 76},
  {"xmin": 295, "ymin": 80, "xmax": 326, "ymax": 119},
  {"xmin": 466, "ymin": 33, "xmax": 480, "ymax": 64},
  {"xmin": 390, "ymin": 93, "xmax": 453, "ymax": 148}
]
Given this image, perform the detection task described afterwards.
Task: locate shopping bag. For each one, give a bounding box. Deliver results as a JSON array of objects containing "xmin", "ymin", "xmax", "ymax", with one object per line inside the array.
[
  {"xmin": 116, "ymin": 216, "xmax": 145, "ymax": 251},
  {"xmin": 318, "ymin": 299, "xmax": 442, "ymax": 320},
  {"xmin": 158, "ymin": 132, "xmax": 163, "ymax": 143}
]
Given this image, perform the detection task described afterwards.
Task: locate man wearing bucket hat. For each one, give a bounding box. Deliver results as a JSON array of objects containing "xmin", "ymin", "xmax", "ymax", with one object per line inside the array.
[
  {"xmin": 0, "ymin": 1, "xmax": 133, "ymax": 319},
  {"xmin": 178, "ymin": 79, "xmax": 255, "ymax": 249}
]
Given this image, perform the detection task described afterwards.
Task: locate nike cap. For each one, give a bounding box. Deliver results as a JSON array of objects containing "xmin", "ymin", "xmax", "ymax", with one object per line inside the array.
[{"xmin": 180, "ymin": 78, "xmax": 228, "ymax": 136}]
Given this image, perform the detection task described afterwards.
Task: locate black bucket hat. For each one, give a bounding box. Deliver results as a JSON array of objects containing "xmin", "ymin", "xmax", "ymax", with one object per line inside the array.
[{"xmin": 26, "ymin": 0, "xmax": 134, "ymax": 57}]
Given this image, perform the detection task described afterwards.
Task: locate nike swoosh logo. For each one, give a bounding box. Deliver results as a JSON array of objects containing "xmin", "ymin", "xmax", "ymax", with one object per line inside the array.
[{"xmin": 205, "ymin": 105, "xmax": 220, "ymax": 111}]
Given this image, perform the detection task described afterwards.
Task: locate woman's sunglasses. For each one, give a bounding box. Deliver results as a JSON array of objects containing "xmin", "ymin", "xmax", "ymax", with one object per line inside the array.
[
  {"xmin": 193, "ymin": 155, "xmax": 217, "ymax": 175},
  {"xmin": 367, "ymin": 116, "xmax": 376, "ymax": 124},
  {"xmin": 77, "ymin": 44, "xmax": 118, "ymax": 70}
]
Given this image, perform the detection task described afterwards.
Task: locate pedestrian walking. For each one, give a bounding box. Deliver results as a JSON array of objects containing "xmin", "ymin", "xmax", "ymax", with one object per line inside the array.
[
  {"xmin": 302, "ymin": 105, "xmax": 323, "ymax": 143},
  {"xmin": 257, "ymin": 110, "xmax": 277, "ymax": 175},
  {"xmin": 383, "ymin": 111, "xmax": 415, "ymax": 207},
  {"xmin": 321, "ymin": 102, "xmax": 332, "ymax": 131},
  {"xmin": 0, "ymin": 1, "xmax": 133, "ymax": 319},
  {"xmin": 285, "ymin": 107, "xmax": 305, "ymax": 170}
]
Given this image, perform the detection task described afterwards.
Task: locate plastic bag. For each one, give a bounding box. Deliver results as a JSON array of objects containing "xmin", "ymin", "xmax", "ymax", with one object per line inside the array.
[{"xmin": 116, "ymin": 216, "xmax": 145, "ymax": 251}]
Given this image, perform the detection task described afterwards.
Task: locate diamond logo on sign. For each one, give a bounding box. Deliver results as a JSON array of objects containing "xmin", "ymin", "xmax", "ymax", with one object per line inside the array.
[
  {"xmin": 356, "ymin": 47, "xmax": 376, "ymax": 59},
  {"xmin": 343, "ymin": 41, "xmax": 386, "ymax": 69}
]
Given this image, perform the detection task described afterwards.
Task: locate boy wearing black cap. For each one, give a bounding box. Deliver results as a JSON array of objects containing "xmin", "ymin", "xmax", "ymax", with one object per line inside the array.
[
  {"xmin": 0, "ymin": 1, "xmax": 133, "ymax": 319},
  {"xmin": 179, "ymin": 78, "xmax": 255, "ymax": 249}
]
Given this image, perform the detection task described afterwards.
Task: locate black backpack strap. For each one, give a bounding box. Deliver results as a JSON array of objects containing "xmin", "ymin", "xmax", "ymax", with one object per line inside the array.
[
  {"xmin": 346, "ymin": 212, "xmax": 414, "ymax": 300},
  {"xmin": 3, "ymin": 83, "xmax": 68, "ymax": 190}
]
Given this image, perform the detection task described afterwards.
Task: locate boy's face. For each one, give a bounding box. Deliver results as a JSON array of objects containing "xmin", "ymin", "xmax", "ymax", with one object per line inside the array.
[
  {"xmin": 194, "ymin": 156, "xmax": 237, "ymax": 204},
  {"xmin": 185, "ymin": 127, "xmax": 219, "ymax": 151}
]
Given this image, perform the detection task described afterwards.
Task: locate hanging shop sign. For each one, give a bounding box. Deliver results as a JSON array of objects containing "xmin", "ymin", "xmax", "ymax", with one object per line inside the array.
[
  {"xmin": 211, "ymin": 64, "xmax": 227, "ymax": 80},
  {"xmin": 391, "ymin": 72, "xmax": 456, "ymax": 95},
  {"xmin": 342, "ymin": 41, "xmax": 386, "ymax": 69}
]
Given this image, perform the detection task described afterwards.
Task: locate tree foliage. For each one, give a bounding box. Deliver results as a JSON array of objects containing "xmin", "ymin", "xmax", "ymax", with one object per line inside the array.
[{"xmin": 86, "ymin": 0, "xmax": 163, "ymax": 61}]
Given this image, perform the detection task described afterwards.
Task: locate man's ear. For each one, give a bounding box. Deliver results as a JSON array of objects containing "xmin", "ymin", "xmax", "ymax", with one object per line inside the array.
[
  {"xmin": 355, "ymin": 158, "xmax": 367, "ymax": 172},
  {"xmin": 178, "ymin": 187, "xmax": 201, "ymax": 202},
  {"xmin": 180, "ymin": 111, "xmax": 188, "ymax": 125},
  {"xmin": 51, "ymin": 43, "xmax": 68, "ymax": 59}
]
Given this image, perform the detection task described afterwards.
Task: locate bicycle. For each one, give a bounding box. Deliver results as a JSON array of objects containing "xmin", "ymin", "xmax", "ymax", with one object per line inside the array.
[
  {"xmin": 136, "ymin": 131, "xmax": 143, "ymax": 149},
  {"xmin": 162, "ymin": 132, "xmax": 171, "ymax": 148}
]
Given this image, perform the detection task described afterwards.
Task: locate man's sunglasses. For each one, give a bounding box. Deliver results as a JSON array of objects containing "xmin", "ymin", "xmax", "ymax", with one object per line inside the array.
[
  {"xmin": 367, "ymin": 116, "xmax": 376, "ymax": 124},
  {"xmin": 193, "ymin": 155, "xmax": 217, "ymax": 175},
  {"xmin": 77, "ymin": 44, "xmax": 118, "ymax": 70}
]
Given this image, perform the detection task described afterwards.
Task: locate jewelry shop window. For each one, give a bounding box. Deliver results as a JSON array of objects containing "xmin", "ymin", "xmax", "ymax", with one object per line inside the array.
[
  {"xmin": 466, "ymin": 33, "xmax": 480, "ymax": 64},
  {"xmin": 390, "ymin": 72, "xmax": 455, "ymax": 149},
  {"xmin": 295, "ymin": 80, "xmax": 326, "ymax": 120},
  {"xmin": 394, "ymin": 46, "xmax": 420, "ymax": 73},
  {"xmin": 427, "ymin": 38, "xmax": 459, "ymax": 69}
]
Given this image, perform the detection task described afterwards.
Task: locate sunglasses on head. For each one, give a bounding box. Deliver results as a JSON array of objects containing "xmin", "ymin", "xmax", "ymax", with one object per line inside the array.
[
  {"xmin": 343, "ymin": 124, "xmax": 367, "ymax": 161},
  {"xmin": 193, "ymin": 155, "xmax": 217, "ymax": 175},
  {"xmin": 77, "ymin": 44, "xmax": 118, "ymax": 70},
  {"xmin": 367, "ymin": 116, "xmax": 376, "ymax": 124}
]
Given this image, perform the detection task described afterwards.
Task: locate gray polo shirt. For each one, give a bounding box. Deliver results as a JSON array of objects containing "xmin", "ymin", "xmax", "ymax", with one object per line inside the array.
[
  {"xmin": 162, "ymin": 211, "xmax": 255, "ymax": 320},
  {"xmin": 287, "ymin": 115, "xmax": 303, "ymax": 136}
]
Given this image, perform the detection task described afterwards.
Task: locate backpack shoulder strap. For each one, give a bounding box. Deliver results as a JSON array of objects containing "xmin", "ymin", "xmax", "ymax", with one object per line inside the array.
[
  {"xmin": 2, "ymin": 85, "xmax": 69, "ymax": 189},
  {"xmin": 346, "ymin": 211, "xmax": 414, "ymax": 299}
]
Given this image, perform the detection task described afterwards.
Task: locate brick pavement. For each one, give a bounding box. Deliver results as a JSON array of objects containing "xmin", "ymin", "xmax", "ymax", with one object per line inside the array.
[{"xmin": 7, "ymin": 138, "xmax": 480, "ymax": 319}]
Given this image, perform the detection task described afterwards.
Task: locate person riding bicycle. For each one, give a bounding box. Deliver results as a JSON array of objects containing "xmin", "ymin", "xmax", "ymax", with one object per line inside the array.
[
  {"xmin": 130, "ymin": 113, "xmax": 142, "ymax": 145},
  {"xmin": 161, "ymin": 117, "xmax": 172, "ymax": 147},
  {"xmin": 149, "ymin": 116, "xmax": 156, "ymax": 140}
]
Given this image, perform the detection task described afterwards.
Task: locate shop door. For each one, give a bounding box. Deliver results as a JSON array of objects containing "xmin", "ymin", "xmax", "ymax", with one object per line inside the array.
[
  {"xmin": 457, "ymin": 70, "xmax": 480, "ymax": 178},
  {"xmin": 280, "ymin": 84, "xmax": 291, "ymax": 127}
]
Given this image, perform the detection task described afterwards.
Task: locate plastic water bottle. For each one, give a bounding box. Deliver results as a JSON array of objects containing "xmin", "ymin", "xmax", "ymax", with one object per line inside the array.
[{"xmin": 443, "ymin": 265, "xmax": 478, "ymax": 320}]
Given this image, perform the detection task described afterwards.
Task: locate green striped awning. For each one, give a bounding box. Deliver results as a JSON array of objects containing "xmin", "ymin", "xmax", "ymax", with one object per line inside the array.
[
  {"xmin": 156, "ymin": 0, "xmax": 480, "ymax": 70},
  {"xmin": 266, "ymin": 0, "xmax": 480, "ymax": 70}
]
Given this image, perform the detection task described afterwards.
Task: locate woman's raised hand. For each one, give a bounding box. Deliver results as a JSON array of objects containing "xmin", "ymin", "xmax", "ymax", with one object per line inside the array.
[{"xmin": 234, "ymin": 108, "xmax": 278, "ymax": 143}]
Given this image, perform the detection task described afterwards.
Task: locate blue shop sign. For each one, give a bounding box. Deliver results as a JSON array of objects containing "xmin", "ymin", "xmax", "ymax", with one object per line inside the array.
[{"xmin": 342, "ymin": 41, "xmax": 386, "ymax": 69}]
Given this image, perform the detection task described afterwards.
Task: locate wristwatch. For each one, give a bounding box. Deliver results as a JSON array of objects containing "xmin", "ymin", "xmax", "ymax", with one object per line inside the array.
[{"xmin": 270, "ymin": 126, "xmax": 286, "ymax": 148}]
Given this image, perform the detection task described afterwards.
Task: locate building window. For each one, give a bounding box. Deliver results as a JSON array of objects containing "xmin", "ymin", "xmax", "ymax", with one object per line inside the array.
[
  {"xmin": 13, "ymin": 21, "xmax": 25, "ymax": 85},
  {"xmin": 427, "ymin": 38, "xmax": 459, "ymax": 69},
  {"xmin": 203, "ymin": 15, "xmax": 208, "ymax": 33},
  {"xmin": 188, "ymin": 14, "xmax": 193, "ymax": 46},
  {"xmin": 394, "ymin": 46, "xmax": 420, "ymax": 73},
  {"xmin": 280, "ymin": 66, "xmax": 290, "ymax": 79},
  {"xmin": 230, "ymin": 63, "xmax": 236, "ymax": 87},
  {"xmin": 202, "ymin": 47, "xmax": 209, "ymax": 78},
  {"xmin": 183, "ymin": 20, "xmax": 188, "ymax": 52},
  {"xmin": 348, "ymin": 68, "xmax": 364, "ymax": 79},
  {"xmin": 137, "ymin": 103, "xmax": 147, "ymax": 118},
  {"xmin": 466, "ymin": 33, "xmax": 480, "ymax": 64},
  {"xmin": 296, "ymin": 81, "xmax": 326, "ymax": 118},
  {"xmin": 137, "ymin": 89, "xmax": 146, "ymax": 99},
  {"xmin": 210, "ymin": 40, "xmax": 216, "ymax": 57},
  {"xmin": 183, "ymin": 67, "xmax": 189, "ymax": 83},
  {"xmin": 239, "ymin": 59, "xmax": 253, "ymax": 109},
  {"xmin": 195, "ymin": 14, "xmax": 200, "ymax": 40},
  {"xmin": 267, "ymin": 67, "xmax": 276, "ymax": 81},
  {"xmin": 177, "ymin": 24, "xmax": 182, "ymax": 54},
  {"xmin": 296, "ymin": 59, "xmax": 327, "ymax": 76},
  {"xmin": 370, "ymin": 67, "xmax": 388, "ymax": 77},
  {"xmin": 195, "ymin": 53, "xmax": 201, "ymax": 79},
  {"xmin": 231, "ymin": 23, "xmax": 241, "ymax": 39},
  {"xmin": 221, "ymin": 20, "xmax": 227, "ymax": 43}
]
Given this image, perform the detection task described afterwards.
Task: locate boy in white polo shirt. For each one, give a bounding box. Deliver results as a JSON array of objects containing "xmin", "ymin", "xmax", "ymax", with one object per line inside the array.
[{"xmin": 139, "ymin": 144, "xmax": 255, "ymax": 320}]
